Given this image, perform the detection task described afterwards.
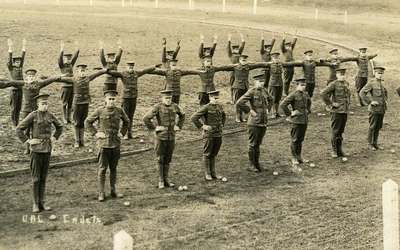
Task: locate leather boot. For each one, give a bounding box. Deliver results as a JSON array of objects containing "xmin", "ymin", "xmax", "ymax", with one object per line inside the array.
[
  {"xmin": 203, "ymin": 156, "xmax": 212, "ymax": 180},
  {"xmin": 158, "ymin": 163, "xmax": 165, "ymax": 189},
  {"xmin": 248, "ymin": 149, "xmax": 259, "ymax": 172},
  {"xmin": 110, "ymin": 169, "xmax": 123, "ymax": 198},
  {"xmin": 98, "ymin": 173, "xmax": 106, "ymax": 202},
  {"xmin": 79, "ymin": 128, "xmax": 85, "ymax": 147},
  {"xmin": 32, "ymin": 182, "xmax": 40, "ymax": 212},
  {"xmin": 73, "ymin": 127, "xmax": 80, "ymax": 148},
  {"xmin": 210, "ymin": 157, "xmax": 222, "ymax": 180},
  {"xmin": 66, "ymin": 107, "xmax": 72, "ymax": 124},
  {"xmin": 331, "ymin": 138, "xmax": 338, "ymax": 158},
  {"xmin": 337, "ymin": 139, "xmax": 348, "ymax": 157},
  {"xmin": 254, "ymin": 148, "xmax": 263, "ymax": 171},
  {"xmin": 38, "ymin": 180, "xmax": 51, "ymax": 211},
  {"xmin": 164, "ymin": 164, "xmax": 174, "ymax": 187}
]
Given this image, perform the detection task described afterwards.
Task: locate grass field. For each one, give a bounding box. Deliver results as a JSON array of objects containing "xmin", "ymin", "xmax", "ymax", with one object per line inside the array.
[{"xmin": 0, "ymin": 2, "xmax": 399, "ymax": 250}]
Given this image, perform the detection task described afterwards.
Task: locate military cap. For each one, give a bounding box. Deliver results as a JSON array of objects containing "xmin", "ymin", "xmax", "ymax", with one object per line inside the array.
[
  {"xmin": 25, "ymin": 69, "xmax": 37, "ymax": 75},
  {"xmin": 270, "ymin": 52, "xmax": 280, "ymax": 57},
  {"xmin": 34, "ymin": 93, "xmax": 50, "ymax": 100},
  {"xmin": 304, "ymin": 50, "xmax": 314, "ymax": 55},
  {"xmin": 232, "ymin": 45, "xmax": 240, "ymax": 49},
  {"xmin": 335, "ymin": 67, "xmax": 347, "ymax": 73},
  {"xmin": 264, "ymin": 44, "xmax": 273, "ymax": 48},
  {"xmin": 76, "ymin": 64, "xmax": 88, "ymax": 69},
  {"xmin": 239, "ymin": 54, "xmax": 248, "ymax": 59},
  {"xmin": 166, "ymin": 50, "xmax": 175, "ymax": 59},
  {"xmin": 329, "ymin": 48, "xmax": 338, "ymax": 54},
  {"xmin": 168, "ymin": 58, "xmax": 178, "ymax": 63},
  {"xmin": 126, "ymin": 61, "xmax": 135, "ymax": 66},
  {"xmin": 107, "ymin": 52, "xmax": 116, "ymax": 57},
  {"xmin": 203, "ymin": 47, "xmax": 212, "ymax": 53},
  {"xmin": 359, "ymin": 47, "xmax": 367, "ymax": 51},
  {"xmin": 104, "ymin": 90, "xmax": 118, "ymax": 96},
  {"xmin": 293, "ymin": 78, "xmax": 306, "ymax": 84},
  {"xmin": 93, "ymin": 66, "xmax": 103, "ymax": 70},
  {"xmin": 374, "ymin": 66, "xmax": 385, "ymax": 72},
  {"xmin": 63, "ymin": 53, "xmax": 73, "ymax": 58},
  {"xmin": 160, "ymin": 89, "xmax": 173, "ymax": 96},
  {"xmin": 285, "ymin": 42, "xmax": 292, "ymax": 46},
  {"xmin": 253, "ymin": 73, "xmax": 265, "ymax": 82},
  {"xmin": 12, "ymin": 57, "xmax": 22, "ymax": 61},
  {"xmin": 208, "ymin": 90, "xmax": 220, "ymax": 96},
  {"xmin": 201, "ymin": 54, "xmax": 213, "ymax": 60}
]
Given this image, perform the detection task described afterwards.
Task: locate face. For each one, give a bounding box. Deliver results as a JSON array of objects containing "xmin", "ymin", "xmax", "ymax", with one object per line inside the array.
[
  {"xmin": 203, "ymin": 59, "xmax": 212, "ymax": 67},
  {"xmin": 107, "ymin": 56, "xmax": 115, "ymax": 63},
  {"xmin": 336, "ymin": 72, "xmax": 345, "ymax": 81},
  {"xmin": 162, "ymin": 95, "xmax": 172, "ymax": 106},
  {"xmin": 26, "ymin": 74, "xmax": 37, "ymax": 83},
  {"xmin": 375, "ymin": 71, "xmax": 384, "ymax": 80},
  {"xmin": 305, "ymin": 53, "xmax": 313, "ymax": 60},
  {"xmin": 265, "ymin": 46, "xmax": 272, "ymax": 53},
  {"xmin": 330, "ymin": 52, "xmax": 339, "ymax": 59},
  {"xmin": 105, "ymin": 95, "xmax": 116, "ymax": 108},
  {"xmin": 37, "ymin": 100, "xmax": 48, "ymax": 112},
  {"xmin": 285, "ymin": 44, "xmax": 292, "ymax": 50},
  {"xmin": 359, "ymin": 50, "xmax": 367, "ymax": 56},
  {"xmin": 64, "ymin": 57, "xmax": 72, "ymax": 64},
  {"xmin": 209, "ymin": 95, "xmax": 219, "ymax": 104},
  {"xmin": 13, "ymin": 59, "xmax": 22, "ymax": 67},
  {"xmin": 169, "ymin": 62, "xmax": 178, "ymax": 70},
  {"xmin": 239, "ymin": 57, "xmax": 247, "ymax": 64},
  {"xmin": 297, "ymin": 83, "xmax": 306, "ymax": 92},
  {"xmin": 272, "ymin": 56, "xmax": 280, "ymax": 63},
  {"xmin": 127, "ymin": 65, "xmax": 135, "ymax": 73},
  {"xmin": 254, "ymin": 80, "xmax": 264, "ymax": 88},
  {"xmin": 77, "ymin": 68, "xmax": 87, "ymax": 77}
]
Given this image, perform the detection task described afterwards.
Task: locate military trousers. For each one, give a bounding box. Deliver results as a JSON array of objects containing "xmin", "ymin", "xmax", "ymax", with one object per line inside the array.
[
  {"xmin": 198, "ymin": 92, "xmax": 210, "ymax": 106},
  {"xmin": 248, "ymin": 126, "xmax": 267, "ymax": 167},
  {"xmin": 30, "ymin": 152, "xmax": 51, "ymax": 205},
  {"xmin": 61, "ymin": 87, "xmax": 73, "ymax": 122},
  {"xmin": 172, "ymin": 95, "xmax": 180, "ymax": 105},
  {"xmin": 10, "ymin": 88, "xmax": 23, "ymax": 126},
  {"xmin": 355, "ymin": 76, "xmax": 368, "ymax": 106},
  {"xmin": 155, "ymin": 139, "xmax": 175, "ymax": 184},
  {"xmin": 290, "ymin": 123, "xmax": 308, "ymax": 159},
  {"xmin": 331, "ymin": 113, "xmax": 348, "ymax": 156},
  {"xmin": 233, "ymin": 88, "xmax": 247, "ymax": 120},
  {"xmin": 72, "ymin": 103, "xmax": 89, "ymax": 128},
  {"xmin": 283, "ymin": 67, "xmax": 294, "ymax": 95},
  {"xmin": 263, "ymin": 68, "xmax": 271, "ymax": 89},
  {"xmin": 122, "ymin": 97, "xmax": 137, "ymax": 137},
  {"xmin": 368, "ymin": 112, "xmax": 384, "ymax": 146},
  {"xmin": 269, "ymin": 85, "xmax": 283, "ymax": 104},
  {"xmin": 97, "ymin": 147, "xmax": 121, "ymax": 193},
  {"xmin": 306, "ymin": 81, "xmax": 316, "ymax": 98}
]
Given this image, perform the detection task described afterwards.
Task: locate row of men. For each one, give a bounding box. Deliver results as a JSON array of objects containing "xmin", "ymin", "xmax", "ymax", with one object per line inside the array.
[
  {"xmin": 14, "ymin": 62, "xmax": 394, "ymax": 212},
  {"xmin": 1, "ymin": 36, "xmax": 379, "ymax": 152}
]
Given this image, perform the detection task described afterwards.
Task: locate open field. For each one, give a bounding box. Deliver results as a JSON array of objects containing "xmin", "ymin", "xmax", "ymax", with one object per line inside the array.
[{"xmin": 0, "ymin": 2, "xmax": 399, "ymax": 250}]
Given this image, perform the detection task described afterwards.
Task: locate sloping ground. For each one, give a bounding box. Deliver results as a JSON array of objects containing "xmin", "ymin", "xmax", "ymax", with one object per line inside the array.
[{"xmin": 0, "ymin": 3, "xmax": 399, "ymax": 250}]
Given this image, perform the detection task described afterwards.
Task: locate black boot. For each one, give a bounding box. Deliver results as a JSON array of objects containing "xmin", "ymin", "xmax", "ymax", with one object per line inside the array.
[
  {"xmin": 158, "ymin": 163, "xmax": 165, "ymax": 189},
  {"xmin": 164, "ymin": 164, "xmax": 175, "ymax": 188},
  {"xmin": 98, "ymin": 172, "xmax": 106, "ymax": 202},
  {"xmin": 38, "ymin": 180, "xmax": 51, "ymax": 211},
  {"xmin": 203, "ymin": 156, "xmax": 212, "ymax": 180},
  {"xmin": 79, "ymin": 128, "xmax": 85, "ymax": 147},
  {"xmin": 248, "ymin": 148, "xmax": 260, "ymax": 172},
  {"xmin": 73, "ymin": 126, "xmax": 80, "ymax": 148},
  {"xmin": 254, "ymin": 148, "xmax": 263, "ymax": 171},
  {"xmin": 210, "ymin": 157, "xmax": 221, "ymax": 179},
  {"xmin": 331, "ymin": 138, "xmax": 338, "ymax": 158},
  {"xmin": 32, "ymin": 182, "xmax": 40, "ymax": 213}
]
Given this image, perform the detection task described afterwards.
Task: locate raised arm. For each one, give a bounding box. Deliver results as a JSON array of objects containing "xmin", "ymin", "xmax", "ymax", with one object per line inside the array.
[
  {"xmin": 21, "ymin": 38, "xmax": 26, "ymax": 67},
  {"xmin": 281, "ymin": 38, "xmax": 286, "ymax": 53},
  {"xmin": 239, "ymin": 34, "xmax": 245, "ymax": 54},
  {"xmin": 71, "ymin": 49, "xmax": 80, "ymax": 66},
  {"xmin": 292, "ymin": 37, "xmax": 297, "ymax": 49},
  {"xmin": 7, "ymin": 39, "xmax": 13, "ymax": 70},
  {"xmin": 88, "ymin": 69, "xmax": 108, "ymax": 82},
  {"xmin": 198, "ymin": 41, "xmax": 204, "ymax": 59},
  {"xmin": 260, "ymin": 38, "xmax": 265, "ymax": 55},
  {"xmin": 100, "ymin": 48, "xmax": 107, "ymax": 67},
  {"xmin": 85, "ymin": 109, "xmax": 100, "ymax": 136},
  {"xmin": 58, "ymin": 50, "xmax": 64, "ymax": 69},
  {"xmin": 211, "ymin": 40, "xmax": 217, "ymax": 57},
  {"xmin": 162, "ymin": 38, "xmax": 167, "ymax": 63},
  {"xmin": 115, "ymin": 48, "xmax": 123, "ymax": 65},
  {"xmin": 227, "ymin": 39, "xmax": 232, "ymax": 58},
  {"xmin": 270, "ymin": 38, "xmax": 276, "ymax": 50}
]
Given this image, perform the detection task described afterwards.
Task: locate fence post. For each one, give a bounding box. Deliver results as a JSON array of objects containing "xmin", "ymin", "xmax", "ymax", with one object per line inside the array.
[
  {"xmin": 130, "ymin": 0, "xmax": 133, "ymax": 7},
  {"xmin": 222, "ymin": 0, "xmax": 226, "ymax": 12},
  {"xmin": 314, "ymin": 8, "xmax": 319, "ymax": 20},
  {"xmin": 56, "ymin": 0, "xmax": 60, "ymax": 5},
  {"xmin": 155, "ymin": 0, "xmax": 158, "ymax": 8},
  {"xmin": 382, "ymin": 179, "xmax": 399, "ymax": 250},
  {"xmin": 252, "ymin": 0, "xmax": 257, "ymax": 15},
  {"xmin": 90, "ymin": 0, "xmax": 93, "ymax": 6},
  {"xmin": 122, "ymin": 0, "xmax": 125, "ymax": 7},
  {"xmin": 344, "ymin": 10, "xmax": 348, "ymax": 24},
  {"xmin": 113, "ymin": 230, "xmax": 133, "ymax": 250}
]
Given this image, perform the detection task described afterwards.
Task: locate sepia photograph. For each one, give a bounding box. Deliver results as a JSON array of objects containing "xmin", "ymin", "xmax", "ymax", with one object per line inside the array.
[{"xmin": 0, "ymin": 0, "xmax": 399, "ymax": 249}]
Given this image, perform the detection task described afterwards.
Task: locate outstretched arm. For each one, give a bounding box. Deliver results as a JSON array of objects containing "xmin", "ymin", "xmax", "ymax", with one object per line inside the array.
[
  {"xmin": 181, "ymin": 69, "xmax": 204, "ymax": 76},
  {"xmin": 148, "ymin": 68, "xmax": 166, "ymax": 76},
  {"xmin": 368, "ymin": 54, "xmax": 378, "ymax": 60},
  {"xmin": 107, "ymin": 70, "xmax": 123, "ymax": 78},
  {"xmin": 0, "ymin": 80, "xmax": 24, "ymax": 89},
  {"xmin": 137, "ymin": 65, "xmax": 158, "ymax": 77},
  {"xmin": 214, "ymin": 64, "xmax": 235, "ymax": 72},
  {"xmin": 248, "ymin": 62, "xmax": 271, "ymax": 70},
  {"xmin": 88, "ymin": 69, "xmax": 108, "ymax": 81},
  {"xmin": 38, "ymin": 75, "xmax": 63, "ymax": 89}
]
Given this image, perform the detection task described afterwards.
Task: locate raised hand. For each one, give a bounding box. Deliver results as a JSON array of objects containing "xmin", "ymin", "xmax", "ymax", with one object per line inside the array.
[
  {"xmin": 60, "ymin": 40, "xmax": 65, "ymax": 51},
  {"xmin": 117, "ymin": 38, "xmax": 122, "ymax": 48},
  {"xmin": 228, "ymin": 33, "xmax": 232, "ymax": 41},
  {"xmin": 177, "ymin": 39, "xmax": 181, "ymax": 46},
  {"xmin": 213, "ymin": 34, "xmax": 218, "ymax": 43},
  {"xmin": 240, "ymin": 33, "xmax": 245, "ymax": 42},
  {"xmin": 162, "ymin": 37, "xmax": 166, "ymax": 46},
  {"xmin": 22, "ymin": 38, "xmax": 27, "ymax": 51},
  {"xmin": 200, "ymin": 34, "xmax": 204, "ymax": 43},
  {"xmin": 7, "ymin": 38, "xmax": 13, "ymax": 51},
  {"xmin": 99, "ymin": 40, "xmax": 104, "ymax": 49}
]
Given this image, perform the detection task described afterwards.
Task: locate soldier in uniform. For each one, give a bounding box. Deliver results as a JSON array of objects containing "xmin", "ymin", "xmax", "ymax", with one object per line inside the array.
[
  {"xmin": 0, "ymin": 69, "xmax": 63, "ymax": 154},
  {"xmin": 227, "ymin": 33, "xmax": 245, "ymax": 104},
  {"xmin": 230, "ymin": 54, "xmax": 272, "ymax": 122},
  {"xmin": 162, "ymin": 38, "xmax": 180, "ymax": 68},
  {"xmin": 320, "ymin": 67, "xmax": 351, "ymax": 160},
  {"xmin": 199, "ymin": 34, "xmax": 217, "ymax": 60},
  {"xmin": 58, "ymin": 41, "xmax": 80, "ymax": 124},
  {"xmin": 291, "ymin": 50, "xmax": 332, "ymax": 98},
  {"xmin": 359, "ymin": 66, "xmax": 388, "ymax": 150},
  {"xmin": 143, "ymin": 90, "xmax": 185, "ymax": 189},
  {"xmin": 149, "ymin": 59, "xmax": 202, "ymax": 104},
  {"xmin": 7, "ymin": 38, "xmax": 26, "ymax": 126},
  {"xmin": 260, "ymin": 34, "xmax": 275, "ymax": 88},
  {"xmin": 320, "ymin": 48, "xmax": 357, "ymax": 85},
  {"xmin": 59, "ymin": 64, "xmax": 109, "ymax": 148},
  {"xmin": 280, "ymin": 78, "xmax": 311, "ymax": 168},
  {"xmin": 16, "ymin": 93, "xmax": 63, "ymax": 213},
  {"xmin": 236, "ymin": 74, "xmax": 273, "ymax": 172},
  {"xmin": 107, "ymin": 61, "xmax": 160, "ymax": 139},
  {"xmin": 347, "ymin": 48, "xmax": 378, "ymax": 106},
  {"xmin": 281, "ymin": 34, "xmax": 298, "ymax": 96},
  {"xmin": 191, "ymin": 90, "xmax": 226, "ymax": 181},
  {"xmin": 85, "ymin": 90, "xmax": 130, "ymax": 202},
  {"xmin": 99, "ymin": 40, "xmax": 123, "ymax": 91}
]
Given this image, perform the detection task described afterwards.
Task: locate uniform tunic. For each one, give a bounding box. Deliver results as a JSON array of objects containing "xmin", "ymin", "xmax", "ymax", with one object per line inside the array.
[
  {"xmin": 100, "ymin": 48, "xmax": 123, "ymax": 91},
  {"xmin": 7, "ymin": 51, "xmax": 26, "ymax": 125},
  {"xmin": 260, "ymin": 39, "xmax": 275, "ymax": 88},
  {"xmin": 281, "ymin": 38, "xmax": 297, "ymax": 95}
]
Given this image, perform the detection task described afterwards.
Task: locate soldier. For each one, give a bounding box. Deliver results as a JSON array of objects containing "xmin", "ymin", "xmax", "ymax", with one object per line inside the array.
[
  {"xmin": 107, "ymin": 61, "xmax": 160, "ymax": 139},
  {"xmin": 143, "ymin": 90, "xmax": 185, "ymax": 189},
  {"xmin": 359, "ymin": 66, "xmax": 388, "ymax": 150},
  {"xmin": 199, "ymin": 34, "xmax": 217, "ymax": 60},
  {"xmin": 99, "ymin": 40, "xmax": 123, "ymax": 91},
  {"xmin": 0, "ymin": 69, "xmax": 63, "ymax": 154},
  {"xmin": 320, "ymin": 48, "xmax": 357, "ymax": 84},
  {"xmin": 320, "ymin": 67, "xmax": 351, "ymax": 160},
  {"xmin": 59, "ymin": 64, "xmax": 108, "ymax": 148},
  {"xmin": 16, "ymin": 93, "xmax": 63, "ymax": 213},
  {"xmin": 281, "ymin": 34, "xmax": 298, "ymax": 96},
  {"xmin": 347, "ymin": 48, "xmax": 378, "ymax": 106},
  {"xmin": 236, "ymin": 74, "xmax": 273, "ymax": 172},
  {"xmin": 230, "ymin": 54, "xmax": 270, "ymax": 122},
  {"xmin": 85, "ymin": 90, "xmax": 130, "ymax": 202},
  {"xmin": 7, "ymin": 38, "xmax": 26, "ymax": 126},
  {"xmin": 196, "ymin": 55, "xmax": 233, "ymax": 105},
  {"xmin": 291, "ymin": 50, "xmax": 332, "ymax": 98},
  {"xmin": 162, "ymin": 38, "xmax": 180, "ymax": 68},
  {"xmin": 58, "ymin": 41, "xmax": 80, "ymax": 124},
  {"xmin": 149, "ymin": 59, "xmax": 202, "ymax": 104},
  {"xmin": 260, "ymin": 34, "xmax": 276, "ymax": 88},
  {"xmin": 191, "ymin": 90, "xmax": 226, "ymax": 181},
  {"xmin": 227, "ymin": 33, "xmax": 245, "ymax": 104},
  {"xmin": 280, "ymin": 78, "xmax": 311, "ymax": 169}
]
